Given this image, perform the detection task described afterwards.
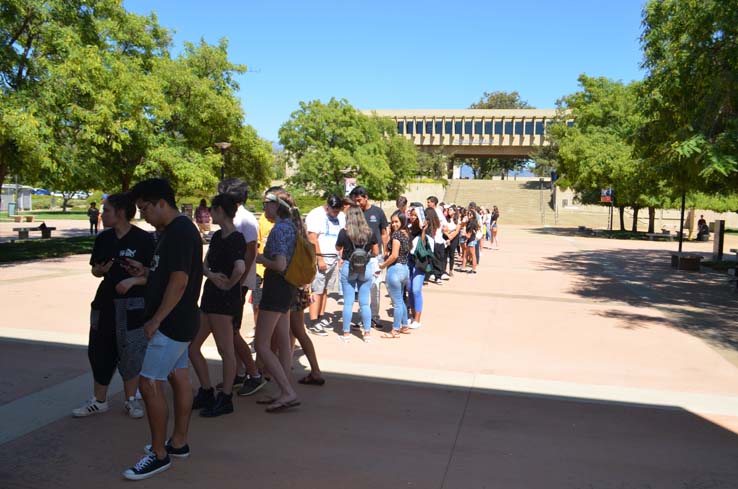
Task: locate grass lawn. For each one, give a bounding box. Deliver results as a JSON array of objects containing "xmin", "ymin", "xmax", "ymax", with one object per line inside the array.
[{"xmin": 0, "ymin": 235, "xmax": 95, "ymax": 263}]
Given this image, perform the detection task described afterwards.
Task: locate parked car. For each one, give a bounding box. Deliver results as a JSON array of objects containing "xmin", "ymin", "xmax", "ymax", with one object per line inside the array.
[{"xmin": 32, "ymin": 188, "xmax": 51, "ymax": 195}]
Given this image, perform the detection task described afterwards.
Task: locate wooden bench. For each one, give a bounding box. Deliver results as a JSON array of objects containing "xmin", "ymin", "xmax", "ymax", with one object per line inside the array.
[
  {"xmin": 12, "ymin": 226, "xmax": 57, "ymax": 239},
  {"xmin": 670, "ymin": 252, "xmax": 702, "ymax": 271}
]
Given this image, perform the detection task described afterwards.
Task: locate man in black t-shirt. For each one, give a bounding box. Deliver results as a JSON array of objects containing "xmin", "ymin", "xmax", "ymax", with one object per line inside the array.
[
  {"xmin": 349, "ymin": 186, "xmax": 388, "ymax": 328},
  {"xmin": 121, "ymin": 178, "xmax": 203, "ymax": 481}
]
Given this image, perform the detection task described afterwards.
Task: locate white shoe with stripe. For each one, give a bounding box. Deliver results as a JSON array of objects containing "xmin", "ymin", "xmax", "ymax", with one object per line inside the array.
[{"xmin": 72, "ymin": 397, "xmax": 109, "ymax": 417}]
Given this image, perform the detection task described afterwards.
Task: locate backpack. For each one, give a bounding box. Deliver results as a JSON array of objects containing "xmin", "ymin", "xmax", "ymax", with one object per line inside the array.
[
  {"xmin": 284, "ymin": 233, "xmax": 317, "ymax": 287},
  {"xmin": 413, "ymin": 235, "xmax": 433, "ymax": 273},
  {"xmin": 348, "ymin": 242, "xmax": 370, "ymax": 276}
]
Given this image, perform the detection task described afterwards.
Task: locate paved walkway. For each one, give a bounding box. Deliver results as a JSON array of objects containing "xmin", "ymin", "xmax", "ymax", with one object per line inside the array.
[{"xmin": 1, "ymin": 226, "xmax": 738, "ymax": 488}]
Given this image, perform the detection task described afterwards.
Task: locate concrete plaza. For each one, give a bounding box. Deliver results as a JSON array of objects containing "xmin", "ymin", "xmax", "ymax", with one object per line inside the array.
[{"xmin": 1, "ymin": 225, "xmax": 737, "ymax": 488}]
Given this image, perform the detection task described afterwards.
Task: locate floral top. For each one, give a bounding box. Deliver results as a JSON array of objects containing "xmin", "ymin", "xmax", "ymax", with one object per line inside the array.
[
  {"xmin": 387, "ymin": 230, "xmax": 411, "ymax": 265},
  {"xmin": 263, "ymin": 218, "xmax": 296, "ymax": 267}
]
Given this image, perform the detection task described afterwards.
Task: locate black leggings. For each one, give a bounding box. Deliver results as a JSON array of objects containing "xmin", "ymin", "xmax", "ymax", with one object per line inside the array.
[
  {"xmin": 447, "ymin": 235, "xmax": 460, "ymax": 272},
  {"xmin": 90, "ymin": 221, "xmax": 98, "ymax": 234},
  {"xmin": 88, "ymin": 308, "xmax": 117, "ymax": 386}
]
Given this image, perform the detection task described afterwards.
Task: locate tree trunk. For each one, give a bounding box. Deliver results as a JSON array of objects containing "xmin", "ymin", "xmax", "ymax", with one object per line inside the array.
[
  {"xmin": 647, "ymin": 207, "xmax": 656, "ymax": 233},
  {"xmin": 618, "ymin": 206, "xmax": 626, "ymax": 231},
  {"xmin": 631, "ymin": 206, "xmax": 640, "ymax": 232}
]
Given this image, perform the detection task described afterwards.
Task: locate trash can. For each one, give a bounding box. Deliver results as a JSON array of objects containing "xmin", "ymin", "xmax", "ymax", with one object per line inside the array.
[{"xmin": 7, "ymin": 202, "xmax": 16, "ymax": 217}]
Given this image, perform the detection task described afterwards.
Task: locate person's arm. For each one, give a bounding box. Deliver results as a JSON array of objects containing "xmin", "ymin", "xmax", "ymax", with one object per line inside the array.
[
  {"xmin": 256, "ymin": 253, "xmax": 287, "ymax": 273},
  {"xmin": 242, "ymin": 241, "xmax": 257, "ymax": 280},
  {"xmin": 308, "ymin": 231, "xmax": 326, "ymax": 272},
  {"xmin": 380, "ymin": 238, "xmax": 400, "ymax": 269},
  {"xmin": 144, "ymin": 271, "xmax": 188, "ymax": 339},
  {"xmin": 223, "ymin": 260, "xmax": 246, "ymax": 290},
  {"xmin": 115, "ymin": 275, "xmax": 146, "ymax": 295},
  {"xmin": 371, "ymin": 243, "xmax": 380, "ymax": 257},
  {"xmin": 380, "ymin": 227, "xmax": 389, "ymax": 252},
  {"xmin": 91, "ymin": 260, "xmax": 113, "ymax": 277}
]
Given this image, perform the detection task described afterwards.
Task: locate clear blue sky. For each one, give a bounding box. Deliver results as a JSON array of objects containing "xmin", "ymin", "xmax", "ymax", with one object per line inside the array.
[{"xmin": 124, "ymin": 0, "xmax": 647, "ymax": 143}]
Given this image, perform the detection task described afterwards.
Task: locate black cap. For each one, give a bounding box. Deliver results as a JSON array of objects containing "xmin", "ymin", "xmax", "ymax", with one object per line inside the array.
[{"xmin": 327, "ymin": 195, "xmax": 343, "ymax": 209}]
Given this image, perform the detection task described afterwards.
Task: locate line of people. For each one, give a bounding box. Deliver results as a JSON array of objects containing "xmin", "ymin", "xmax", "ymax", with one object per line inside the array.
[{"xmin": 73, "ymin": 177, "xmax": 499, "ymax": 480}]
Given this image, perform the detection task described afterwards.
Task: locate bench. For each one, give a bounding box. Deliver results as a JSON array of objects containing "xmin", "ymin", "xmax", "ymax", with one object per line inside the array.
[
  {"xmin": 646, "ymin": 232, "xmax": 673, "ymax": 241},
  {"xmin": 12, "ymin": 226, "xmax": 57, "ymax": 239}
]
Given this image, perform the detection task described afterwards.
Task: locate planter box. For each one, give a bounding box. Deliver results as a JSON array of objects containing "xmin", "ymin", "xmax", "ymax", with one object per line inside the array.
[
  {"xmin": 671, "ymin": 253, "xmax": 702, "ymax": 271},
  {"xmin": 13, "ymin": 215, "xmax": 22, "ymax": 223},
  {"xmin": 24, "ymin": 215, "xmax": 33, "ymax": 222}
]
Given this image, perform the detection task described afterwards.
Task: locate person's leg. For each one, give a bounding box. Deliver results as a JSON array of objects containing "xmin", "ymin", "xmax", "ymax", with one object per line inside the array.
[
  {"xmin": 273, "ymin": 313, "xmax": 293, "ymax": 380},
  {"xmin": 139, "ymin": 376, "xmax": 169, "ymax": 458},
  {"xmin": 167, "ymin": 367, "xmax": 193, "ymax": 449},
  {"xmin": 290, "ymin": 309, "xmax": 322, "ymax": 376},
  {"xmin": 385, "ymin": 265, "xmax": 403, "ymax": 331},
  {"xmin": 76, "ymin": 310, "xmax": 116, "ymax": 416},
  {"xmin": 340, "ymin": 263, "xmax": 353, "ymax": 336},
  {"xmin": 254, "ymin": 310, "xmax": 298, "ymax": 404},
  {"xmin": 188, "ymin": 313, "xmax": 213, "ymax": 389},
  {"xmin": 475, "ymin": 239, "xmax": 481, "ymax": 264},
  {"xmin": 209, "ymin": 314, "xmax": 237, "ymax": 395},
  {"xmin": 234, "ymin": 332, "xmax": 258, "ymax": 377},
  {"xmin": 470, "ymin": 241, "xmax": 478, "ymax": 272},
  {"xmin": 369, "ymin": 257, "xmax": 383, "ymax": 322},
  {"xmin": 358, "ymin": 276, "xmax": 373, "ymax": 337},
  {"xmin": 411, "ymin": 267, "xmax": 424, "ymax": 324}
]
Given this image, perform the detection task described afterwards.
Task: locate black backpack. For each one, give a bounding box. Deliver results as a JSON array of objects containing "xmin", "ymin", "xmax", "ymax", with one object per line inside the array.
[{"xmin": 348, "ymin": 242, "xmax": 370, "ymax": 275}]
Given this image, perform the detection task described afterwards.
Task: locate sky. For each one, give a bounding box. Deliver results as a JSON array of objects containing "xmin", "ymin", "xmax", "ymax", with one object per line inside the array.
[{"xmin": 123, "ymin": 0, "xmax": 647, "ymax": 144}]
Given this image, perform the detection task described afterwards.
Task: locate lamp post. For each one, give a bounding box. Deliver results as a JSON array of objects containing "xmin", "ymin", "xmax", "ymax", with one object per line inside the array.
[{"xmin": 214, "ymin": 141, "xmax": 231, "ymax": 180}]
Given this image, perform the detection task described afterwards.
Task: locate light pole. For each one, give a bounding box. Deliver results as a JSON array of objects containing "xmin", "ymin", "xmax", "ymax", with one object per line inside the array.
[{"xmin": 214, "ymin": 141, "xmax": 231, "ymax": 180}]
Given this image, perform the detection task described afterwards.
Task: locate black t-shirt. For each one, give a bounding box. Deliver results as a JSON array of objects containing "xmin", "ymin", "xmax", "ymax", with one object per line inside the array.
[
  {"xmin": 145, "ymin": 215, "xmax": 204, "ymax": 342},
  {"xmin": 362, "ymin": 205, "xmax": 388, "ymax": 252},
  {"xmin": 335, "ymin": 229, "xmax": 378, "ymax": 260},
  {"xmin": 90, "ymin": 226, "xmax": 156, "ymax": 311},
  {"xmin": 206, "ymin": 229, "xmax": 247, "ymax": 280},
  {"xmin": 387, "ymin": 230, "xmax": 411, "ymax": 265}
]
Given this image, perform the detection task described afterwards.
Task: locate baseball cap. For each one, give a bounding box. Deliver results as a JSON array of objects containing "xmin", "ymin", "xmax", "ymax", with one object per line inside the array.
[{"xmin": 327, "ymin": 195, "xmax": 343, "ymax": 209}]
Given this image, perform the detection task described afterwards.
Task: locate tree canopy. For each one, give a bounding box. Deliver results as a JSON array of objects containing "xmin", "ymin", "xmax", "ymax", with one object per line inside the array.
[
  {"xmin": 1, "ymin": 0, "xmax": 272, "ymax": 204},
  {"xmin": 639, "ymin": 0, "xmax": 738, "ymax": 193},
  {"xmin": 279, "ymin": 98, "xmax": 417, "ymax": 200}
]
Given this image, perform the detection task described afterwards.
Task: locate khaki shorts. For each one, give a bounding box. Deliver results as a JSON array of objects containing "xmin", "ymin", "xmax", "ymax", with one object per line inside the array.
[{"xmin": 310, "ymin": 259, "xmax": 339, "ymax": 295}]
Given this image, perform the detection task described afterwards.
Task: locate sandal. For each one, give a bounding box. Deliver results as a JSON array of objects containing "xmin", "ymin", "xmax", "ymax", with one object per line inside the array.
[
  {"xmin": 381, "ymin": 332, "xmax": 401, "ymax": 339},
  {"xmin": 399, "ymin": 326, "xmax": 412, "ymax": 334},
  {"xmin": 265, "ymin": 399, "xmax": 301, "ymax": 413},
  {"xmin": 256, "ymin": 396, "xmax": 279, "ymax": 405},
  {"xmin": 298, "ymin": 374, "xmax": 326, "ymax": 386}
]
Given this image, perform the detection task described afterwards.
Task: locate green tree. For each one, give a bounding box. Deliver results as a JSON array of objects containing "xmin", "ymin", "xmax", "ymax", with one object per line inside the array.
[
  {"xmin": 279, "ymin": 98, "xmax": 417, "ymax": 200},
  {"xmin": 639, "ymin": 0, "xmax": 738, "ymax": 194},
  {"xmin": 416, "ymin": 148, "xmax": 450, "ymax": 179},
  {"xmin": 468, "ymin": 90, "xmax": 531, "ymax": 179},
  {"xmin": 551, "ymin": 75, "xmax": 663, "ymax": 232}
]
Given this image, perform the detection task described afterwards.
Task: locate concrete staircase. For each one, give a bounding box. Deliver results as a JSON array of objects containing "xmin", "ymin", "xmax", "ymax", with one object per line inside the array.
[{"xmin": 443, "ymin": 179, "xmax": 611, "ymax": 228}]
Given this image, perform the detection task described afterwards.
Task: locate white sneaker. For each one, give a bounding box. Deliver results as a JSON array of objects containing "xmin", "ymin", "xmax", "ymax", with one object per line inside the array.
[
  {"xmin": 125, "ymin": 397, "xmax": 145, "ymax": 419},
  {"xmin": 409, "ymin": 321, "xmax": 422, "ymax": 330},
  {"xmin": 72, "ymin": 397, "xmax": 109, "ymax": 417},
  {"xmin": 441, "ymin": 273, "xmax": 450, "ymax": 280},
  {"xmin": 428, "ymin": 275, "xmax": 437, "ymax": 282}
]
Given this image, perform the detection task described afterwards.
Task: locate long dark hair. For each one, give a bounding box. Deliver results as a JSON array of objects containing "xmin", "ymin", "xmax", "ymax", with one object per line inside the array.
[
  {"xmin": 390, "ymin": 210, "xmax": 409, "ymax": 238},
  {"xmin": 424, "ymin": 207, "xmax": 440, "ymax": 236}
]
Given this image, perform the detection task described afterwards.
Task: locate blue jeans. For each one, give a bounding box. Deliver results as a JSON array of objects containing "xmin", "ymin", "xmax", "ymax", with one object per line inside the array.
[
  {"xmin": 385, "ymin": 263, "xmax": 409, "ymax": 331},
  {"xmin": 340, "ymin": 261, "xmax": 373, "ymax": 333},
  {"xmin": 407, "ymin": 258, "xmax": 425, "ymax": 315}
]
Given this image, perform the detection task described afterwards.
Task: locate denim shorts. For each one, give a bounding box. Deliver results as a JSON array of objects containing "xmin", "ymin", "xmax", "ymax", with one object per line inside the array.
[{"xmin": 139, "ymin": 330, "xmax": 189, "ymax": 381}]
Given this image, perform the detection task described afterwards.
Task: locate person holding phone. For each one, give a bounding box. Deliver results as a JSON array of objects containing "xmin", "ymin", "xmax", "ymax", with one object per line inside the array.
[{"xmin": 73, "ymin": 193, "xmax": 155, "ymax": 420}]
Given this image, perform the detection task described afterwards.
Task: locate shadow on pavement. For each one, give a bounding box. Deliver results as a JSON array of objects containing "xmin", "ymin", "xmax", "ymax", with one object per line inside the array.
[
  {"xmin": 538, "ymin": 246, "xmax": 738, "ymax": 351},
  {"xmin": 1, "ymin": 338, "xmax": 738, "ymax": 488}
]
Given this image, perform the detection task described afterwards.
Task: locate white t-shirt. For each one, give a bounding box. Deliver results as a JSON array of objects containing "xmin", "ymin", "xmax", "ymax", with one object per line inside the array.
[
  {"xmin": 305, "ymin": 205, "xmax": 345, "ymax": 264},
  {"xmin": 233, "ymin": 206, "xmax": 258, "ymax": 289}
]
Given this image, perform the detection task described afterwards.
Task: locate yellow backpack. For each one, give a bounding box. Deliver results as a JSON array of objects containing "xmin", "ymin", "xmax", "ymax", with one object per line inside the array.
[{"xmin": 284, "ymin": 233, "xmax": 317, "ymax": 287}]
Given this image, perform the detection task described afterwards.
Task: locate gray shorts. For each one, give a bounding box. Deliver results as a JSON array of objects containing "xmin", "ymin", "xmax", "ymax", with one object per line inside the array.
[
  {"xmin": 252, "ymin": 275, "xmax": 263, "ymax": 306},
  {"xmin": 113, "ymin": 297, "xmax": 149, "ymax": 381},
  {"xmin": 311, "ymin": 259, "xmax": 339, "ymax": 295}
]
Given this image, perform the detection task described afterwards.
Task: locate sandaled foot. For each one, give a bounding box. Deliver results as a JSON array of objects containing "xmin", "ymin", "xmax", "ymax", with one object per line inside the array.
[
  {"xmin": 256, "ymin": 396, "xmax": 279, "ymax": 405},
  {"xmin": 265, "ymin": 398, "xmax": 301, "ymax": 413},
  {"xmin": 381, "ymin": 332, "xmax": 401, "ymax": 339},
  {"xmin": 399, "ymin": 326, "xmax": 412, "ymax": 334},
  {"xmin": 298, "ymin": 374, "xmax": 326, "ymax": 386}
]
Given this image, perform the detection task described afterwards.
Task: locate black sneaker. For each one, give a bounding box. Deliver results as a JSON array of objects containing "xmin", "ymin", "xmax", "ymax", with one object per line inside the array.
[
  {"xmin": 122, "ymin": 454, "xmax": 171, "ymax": 480},
  {"xmin": 237, "ymin": 375, "xmax": 267, "ymax": 396},
  {"xmin": 371, "ymin": 319, "xmax": 383, "ymax": 330},
  {"xmin": 144, "ymin": 439, "xmax": 191, "ymax": 459},
  {"xmin": 307, "ymin": 323, "xmax": 328, "ymax": 337},
  {"xmin": 216, "ymin": 375, "xmax": 247, "ymax": 390},
  {"xmin": 192, "ymin": 387, "xmax": 215, "ymax": 410},
  {"xmin": 200, "ymin": 392, "xmax": 233, "ymax": 417}
]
